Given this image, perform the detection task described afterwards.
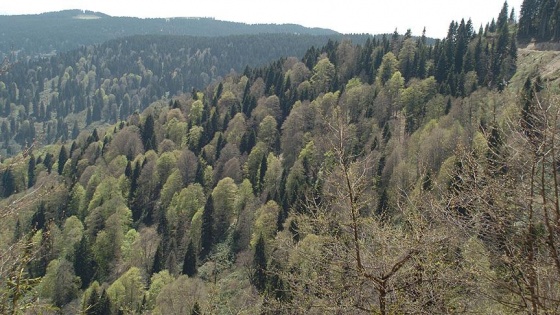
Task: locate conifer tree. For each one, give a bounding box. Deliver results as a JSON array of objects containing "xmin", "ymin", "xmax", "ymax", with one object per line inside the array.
[
  {"xmin": 74, "ymin": 236, "xmax": 96, "ymax": 289},
  {"xmin": 97, "ymin": 289, "xmax": 112, "ymax": 315},
  {"xmin": 27, "ymin": 154, "xmax": 35, "ymax": 188},
  {"xmin": 58, "ymin": 145, "xmax": 68, "ymax": 175},
  {"xmin": 84, "ymin": 289, "xmax": 99, "ymax": 315},
  {"xmin": 182, "ymin": 240, "xmax": 197, "ymax": 276},
  {"xmin": 151, "ymin": 241, "xmax": 164, "ymax": 275},
  {"xmin": 252, "ymin": 234, "xmax": 267, "ymax": 293},
  {"xmin": 141, "ymin": 114, "xmax": 157, "ymax": 152},
  {"xmin": 43, "ymin": 153, "xmax": 54, "ymax": 174},
  {"xmin": 200, "ymin": 195, "xmax": 214, "ymax": 260}
]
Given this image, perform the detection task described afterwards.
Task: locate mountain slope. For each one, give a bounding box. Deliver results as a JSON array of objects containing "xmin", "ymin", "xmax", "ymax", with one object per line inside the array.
[{"xmin": 0, "ymin": 10, "xmax": 338, "ymax": 58}]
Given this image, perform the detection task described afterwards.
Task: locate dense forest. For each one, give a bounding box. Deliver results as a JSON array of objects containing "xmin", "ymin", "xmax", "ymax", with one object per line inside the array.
[
  {"xmin": 0, "ymin": 33, "xmax": 377, "ymax": 157},
  {"xmin": 518, "ymin": 0, "xmax": 560, "ymax": 41},
  {"xmin": 0, "ymin": 10, "xmax": 337, "ymax": 59},
  {"xmin": 0, "ymin": 1, "xmax": 559, "ymax": 314}
]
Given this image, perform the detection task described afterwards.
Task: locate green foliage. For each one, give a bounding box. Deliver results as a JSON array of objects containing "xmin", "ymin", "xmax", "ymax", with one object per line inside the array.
[
  {"xmin": 107, "ymin": 267, "xmax": 146, "ymax": 313},
  {"xmin": 0, "ymin": 4, "xmax": 535, "ymax": 312}
]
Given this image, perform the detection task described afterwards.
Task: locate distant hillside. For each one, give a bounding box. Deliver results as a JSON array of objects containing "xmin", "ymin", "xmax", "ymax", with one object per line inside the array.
[{"xmin": 0, "ymin": 10, "xmax": 339, "ymax": 58}]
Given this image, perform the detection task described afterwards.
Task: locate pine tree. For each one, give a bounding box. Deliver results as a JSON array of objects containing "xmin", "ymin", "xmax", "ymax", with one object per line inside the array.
[
  {"xmin": 182, "ymin": 240, "xmax": 197, "ymax": 276},
  {"xmin": 200, "ymin": 195, "xmax": 214, "ymax": 260},
  {"xmin": 252, "ymin": 234, "xmax": 267, "ymax": 293}
]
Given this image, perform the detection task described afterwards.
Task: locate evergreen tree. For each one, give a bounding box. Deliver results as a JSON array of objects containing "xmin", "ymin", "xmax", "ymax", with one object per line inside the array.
[
  {"xmin": 151, "ymin": 241, "xmax": 164, "ymax": 275},
  {"xmin": 72, "ymin": 120, "xmax": 80, "ymax": 139},
  {"xmin": 84, "ymin": 289, "xmax": 99, "ymax": 315},
  {"xmin": 258, "ymin": 154, "xmax": 268, "ymax": 193},
  {"xmin": 43, "ymin": 152, "xmax": 54, "ymax": 173},
  {"xmin": 182, "ymin": 240, "xmax": 197, "ymax": 276},
  {"xmin": 58, "ymin": 145, "xmax": 68, "ymax": 175},
  {"xmin": 252, "ymin": 234, "xmax": 267, "ymax": 293},
  {"xmin": 31, "ymin": 202, "xmax": 46, "ymax": 230},
  {"xmin": 74, "ymin": 236, "xmax": 96, "ymax": 289},
  {"xmin": 200, "ymin": 195, "xmax": 214, "ymax": 260},
  {"xmin": 1, "ymin": 167, "xmax": 16, "ymax": 198},
  {"xmin": 265, "ymin": 257, "xmax": 289, "ymax": 302},
  {"xmin": 27, "ymin": 154, "xmax": 36, "ymax": 188},
  {"xmin": 97, "ymin": 289, "xmax": 112, "ymax": 315},
  {"xmin": 141, "ymin": 114, "xmax": 157, "ymax": 152}
]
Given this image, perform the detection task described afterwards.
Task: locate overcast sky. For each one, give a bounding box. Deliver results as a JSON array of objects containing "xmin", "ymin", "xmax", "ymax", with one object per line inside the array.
[{"xmin": 1, "ymin": 0, "xmax": 523, "ymax": 38}]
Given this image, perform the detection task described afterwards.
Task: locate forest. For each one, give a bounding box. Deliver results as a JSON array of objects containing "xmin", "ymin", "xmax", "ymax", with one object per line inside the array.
[
  {"xmin": 0, "ymin": 0, "xmax": 560, "ymax": 314},
  {"xmin": 0, "ymin": 10, "xmax": 337, "ymax": 60}
]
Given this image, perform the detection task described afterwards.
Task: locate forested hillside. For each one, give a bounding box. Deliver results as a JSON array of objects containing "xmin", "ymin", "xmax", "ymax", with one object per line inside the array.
[
  {"xmin": 0, "ymin": 10, "xmax": 338, "ymax": 59},
  {"xmin": 0, "ymin": 33, "xmax": 372, "ymax": 157},
  {"xmin": 1, "ymin": 1, "xmax": 560, "ymax": 314}
]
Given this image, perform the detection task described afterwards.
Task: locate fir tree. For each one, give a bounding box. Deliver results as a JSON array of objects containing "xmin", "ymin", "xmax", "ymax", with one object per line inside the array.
[
  {"xmin": 27, "ymin": 154, "xmax": 36, "ymax": 188},
  {"xmin": 84, "ymin": 289, "xmax": 99, "ymax": 315},
  {"xmin": 74, "ymin": 236, "xmax": 96, "ymax": 289},
  {"xmin": 183, "ymin": 240, "xmax": 197, "ymax": 276},
  {"xmin": 43, "ymin": 152, "xmax": 54, "ymax": 174},
  {"xmin": 252, "ymin": 234, "xmax": 267, "ymax": 293},
  {"xmin": 58, "ymin": 145, "xmax": 68, "ymax": 175},
  {"xmin": 97, "ymin": 289, "xmax": 112, "ymax": 315},
  {"xmin": 151, "ymin": 241, "xmax": 164, "ymax": 275},
  {"xmin": 141, "ymin": 114, "xmax": 157, "ymax": 152},
  {"xmin": 200, "ymin": 195, "xmax": 214, "ymax": 260},
  {"xmin": 1, "ymin": 167, "xmax": 16, "ymax": 198}
]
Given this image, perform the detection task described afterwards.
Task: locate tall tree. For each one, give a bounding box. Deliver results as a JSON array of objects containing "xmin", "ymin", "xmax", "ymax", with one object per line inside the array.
[
  {"xmin": 141, "ymin": 114, "xmax": 157, "ymax": 152},
  {"xmin": 199, "ymin": 195, "xmax": 214, "ymax": 260},
  {"xmin": 57, "ymin": 145, "xmax": 68, "ymax": 175},
  {"xmin": 27, "ymin": 154, "xmax": 36, "ymax": 188},
  {"xmin": 182, "ymin": 240, "xmax": 197, "ymax": 277},
  {"xmin": 252, "ymin": 234, "xmax": 267, "ymax": 293},
  {"xmin": 151, "ymin": 241, "xmax": 164, "ymax": 275}
]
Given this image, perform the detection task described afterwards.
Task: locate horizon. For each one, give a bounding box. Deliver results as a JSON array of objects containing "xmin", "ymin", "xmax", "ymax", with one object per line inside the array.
[{"xmin": 0, "ymin": 1, "xmax": 524, "ymax": 38}]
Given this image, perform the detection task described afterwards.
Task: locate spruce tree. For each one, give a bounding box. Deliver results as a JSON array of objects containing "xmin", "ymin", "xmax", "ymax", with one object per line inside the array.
[
  {"xmin": 43, "ymin": 153, "xmax": 54, "ymax": 174},
  {"xmin": 58, "ymin": 145, "xmax": 68, "ymax": 175},
  {"xmin": 27, "ymin": 154, "xmax": 36, "ymax": 188},
  {"xmin": 200, "ymin": 195, "xmax": 214, "ymax": 260},
  {"xmin": 252, "ymin": 234, "xmax": 267, "ymax": 293},
  {"xmin": 84, "ymin": 289, "xmax": 99, "ymax": 315},
  {"xmin": 1, "ymin": 168, "xmax": 15, "ymax": 198},
  {"xmin": 74, "ymin": 236, "xmax": 96, "ymax": 289},
  {"xmin": 97, "ymin": 289, "xmax": 112, "ymax": 315},
  {"xmin": 151, "ymin": 241, "xmax": 164, "ymax": 275},
  {"xmin": 141, "ymin": 114, "xmax": 157, "ymax": 152},
  {"xmin": 183, "ymin": 240, "xmax": 197, "ymax": 276}
]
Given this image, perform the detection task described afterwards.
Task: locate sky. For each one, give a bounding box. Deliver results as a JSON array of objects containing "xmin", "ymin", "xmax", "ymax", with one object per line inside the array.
[{"xmin": 1, "ymin": 0, "xmax": 524, "ymax": 38}]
